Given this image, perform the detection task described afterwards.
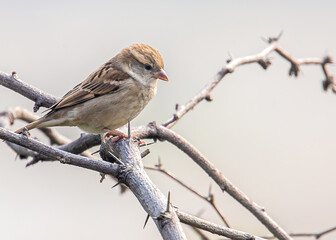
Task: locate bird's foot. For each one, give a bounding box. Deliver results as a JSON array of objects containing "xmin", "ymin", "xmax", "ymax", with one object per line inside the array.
[{"xmin": 102, "ymin": 129, "xmax": 145, "ymax": 145}]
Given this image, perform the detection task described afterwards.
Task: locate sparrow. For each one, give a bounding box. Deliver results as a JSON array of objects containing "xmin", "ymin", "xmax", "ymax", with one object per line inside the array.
[{"xmin": 15, "ymin": 44, "xmax": 168, "ymax": 141}]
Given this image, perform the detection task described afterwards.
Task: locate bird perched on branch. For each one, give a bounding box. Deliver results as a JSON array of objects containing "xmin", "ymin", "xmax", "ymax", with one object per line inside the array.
[{"xmin": 15, "ymin": 44, "xmax": 168, "ymax": 141}]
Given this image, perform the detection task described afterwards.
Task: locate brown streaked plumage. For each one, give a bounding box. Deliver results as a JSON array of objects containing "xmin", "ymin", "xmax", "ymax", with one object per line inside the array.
[{"xmin": 15, "ymin": 44, "xmax": 168, "ymax": 135}]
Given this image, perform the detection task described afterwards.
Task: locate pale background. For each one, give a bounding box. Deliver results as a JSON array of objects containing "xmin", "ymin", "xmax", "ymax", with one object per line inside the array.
[{"xmin": 1, "ymin": 0, "xmax": 335, "ymax": 239}]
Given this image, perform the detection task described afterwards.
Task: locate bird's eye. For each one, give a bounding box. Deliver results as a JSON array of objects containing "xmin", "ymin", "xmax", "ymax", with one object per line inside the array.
[{"xmin": 144, "ymin": 64, "xmax": 152, "ymax": 70}]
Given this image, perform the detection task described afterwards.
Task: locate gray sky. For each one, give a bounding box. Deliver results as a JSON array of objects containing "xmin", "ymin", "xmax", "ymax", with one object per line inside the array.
[{"xmin": 1, "ymin": 1, "xmax": 336, "ymax": 239}]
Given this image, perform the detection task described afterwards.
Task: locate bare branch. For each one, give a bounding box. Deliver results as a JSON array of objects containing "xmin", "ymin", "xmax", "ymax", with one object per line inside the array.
[
  {"xmin": 0, "ymin": 71, "xmax": 58, "ymax": 112},
  {"xmin": 145, "ymin": 161, "xmax": 231, "ymax": 227},
  {"xmin": 0, "ymin": 126, "xmax": 274, "ymax": 240},
  {"xmin": 102, "ymin": 138, "xmax": 187, "ymax": 240},
  {"xmin": 134, "ymin": 122, "xmax": 291, "ymax": 240},
  {"xmin": 0, "ymin": 127, "xmax": 118, "ymax": 175},
  {"xmin": 177, "ymin": 210, "xmax": 266, "ymax": 240},
  {"xmin": 1, "ymin": 36, "xmax": 334, "ymax": 240},
  {"xmin": 162, "ymin": 39, "xmax": 334, "ymax": 128},
  {"xmin": 0, "ymin": 127, "xmax": 187, "ymax": 239}
]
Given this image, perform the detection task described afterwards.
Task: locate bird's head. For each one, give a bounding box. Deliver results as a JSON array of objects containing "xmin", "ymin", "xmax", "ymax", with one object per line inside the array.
[{"xmin": 117, "ymin": 44, "xmax": 168, "ymax": 87}]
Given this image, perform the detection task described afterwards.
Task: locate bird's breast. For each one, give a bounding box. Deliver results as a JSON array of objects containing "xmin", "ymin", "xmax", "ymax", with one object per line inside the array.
[{"xmin": 72, "ymin": 84, "xmax": 156, "ymax": 133}]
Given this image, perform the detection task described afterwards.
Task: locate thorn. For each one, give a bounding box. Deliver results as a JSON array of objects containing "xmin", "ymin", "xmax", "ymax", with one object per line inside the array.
[
  {"xmin": 91, "ymin": 149, "xmax": 100, "ymax": 155},
  {"xmin": 226, "ymin": 52, "xmax": 233, "ymax": 63},
  {"xmin": 267, "ymin": 31, "xmax": 283, "ymax": 44},
  {"xmin": 175, "ymin": 103, "xmax": 180, "ymax": 111},
  {"xmin": 11, "ymin": 71, "xmax": 18, "ymax": 79},
  {"xmin": 107, "ymin": 150, "xmax": 124, "ymax": 165},
  {"xmin": 143, "ymin": 214, "xmax": 150, "ymax": 229},
  {"xmin": 100, "ymin": 173, "xmax": 106, "ymax": 183},
  {"xmin": 33, "ymin": 100, "xmax": 42, "ymax": 112},
  {"xmin": 277, "ymin": 30, "xmax": 284, "ymax": 41},
  {"xmin": 208, "ymin": 183, "xmax": 212, "ymax": 196},
  {"xmin": 322, "ymin": 79, "xmax": 330, "ymax": 91},
  {"xmin": 141, "ymin": 149, "xmax": 151, "ymax": 158},
  {"xmin": 140, "ymin": 141, "xmax": 155, "ymax": 147},
  {"xmin": 257, "ymin": 59, "xmax": 272, "ymax": 70},
  {"xmin": 155, "ymin": 157, "xmax": 162, "ymax": 169},
  {"xmin": 166, "ymin": 191, "xmax": 171, "ymax": 213},
  {"xmin": 289, "ymin": 64, "xmax": 300, "ymax": 77},
  {"xmin": 25, "ymin": 158, "xmax": 39, "ymax": 167},
  {"xmin": 323, "ymin": 56, "xmax": 333, "ymax": 64},
  {"xmin": 111, "ymin": 181, "xmax": 121, "ymax": 189},
  {"xmin": 205, "ymin": 95, "xmax": 213, "ymax": 102},
  {"xmin": 208, "ymin": 184, "xmax": 214, "ymax": 202}
]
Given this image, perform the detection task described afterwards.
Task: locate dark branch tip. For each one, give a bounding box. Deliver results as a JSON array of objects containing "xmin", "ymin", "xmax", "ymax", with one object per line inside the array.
[
  {"xmin": 323, "ymin": 56, "xmax": 333, "ymax": 65},
  {"xmin": 289, "ymin": 64, "xmax": 300, "ymax": 77},
  {"xmin": 257, "ymin": 59, "xmax": 272, "ymax": 70},
  {"xmin": 33, "ymin": 101, "xmax": 42, "ymax": 112},
  {"xmin": 322, "ymin": 79, "xmax": 330, "ymax": 91},
  {"xmin": 205, "ymin": 95, "xmax": 213, "ymax": 102},
  {"xmin": 155, "ymin": 157, "xmax": 162, "ymax": 169},
  {"xmin": 100, "ymin": 173, "xmax": 106, "ymax": 183},
  {"xmin": 267, "ymin": 31, "xmax": 283, "ymax": 44}
]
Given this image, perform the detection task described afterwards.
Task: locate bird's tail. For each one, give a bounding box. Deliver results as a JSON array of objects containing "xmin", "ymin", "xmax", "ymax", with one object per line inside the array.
[{"xmin": 15, "ymin": 118, "xmax": 45, "ymax": 134}]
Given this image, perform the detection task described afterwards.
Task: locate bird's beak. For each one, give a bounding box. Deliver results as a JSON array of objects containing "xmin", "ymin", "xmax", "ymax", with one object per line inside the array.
[{"xmin": 155, "ymin": 69, "xmax": 168, "ymax": 81}]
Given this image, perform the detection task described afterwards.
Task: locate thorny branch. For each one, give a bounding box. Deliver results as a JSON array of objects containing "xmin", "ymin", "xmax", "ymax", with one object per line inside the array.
[
  {"xmin": 162, "ymin": 34, "xmax": 334, "ymax": 128},
  {"xmin": 1, "ymin": 35, "xmax": 335, "ymax": 240},
  {"xmin": 145, "ymin": 158, "xmax": 231, "ymax": 228},
  {"xmin": 134, "ymin": 123, "xmax": 291, "ymax": 240},
  {"xmin": 0, "ymin": 127, "xmax": 264, "ymax": 240}
]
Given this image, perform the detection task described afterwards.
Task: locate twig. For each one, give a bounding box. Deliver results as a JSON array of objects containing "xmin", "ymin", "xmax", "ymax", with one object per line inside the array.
[
  {"xmin": 177, "ymin": 210, "xmax": 266, "ymax": 240},
  {"xmin": 162, "ymin": 37, "xmax": 334, "ymax": 128},
  {"xmin": 145, "ymin": 159, "xmax": 231, "ymax": 227}
]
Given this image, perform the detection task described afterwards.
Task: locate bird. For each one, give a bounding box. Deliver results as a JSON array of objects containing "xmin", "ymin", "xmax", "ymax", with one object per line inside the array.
[{"xmin": 15, "ymin": 44, "xmax": 168, "ymax": 142}]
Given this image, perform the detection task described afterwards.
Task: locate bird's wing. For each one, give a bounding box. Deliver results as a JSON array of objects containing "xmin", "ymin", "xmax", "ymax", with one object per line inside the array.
[{"xmin": 49, "ymin": 64, "xmax": 130, "ymax": 111}]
